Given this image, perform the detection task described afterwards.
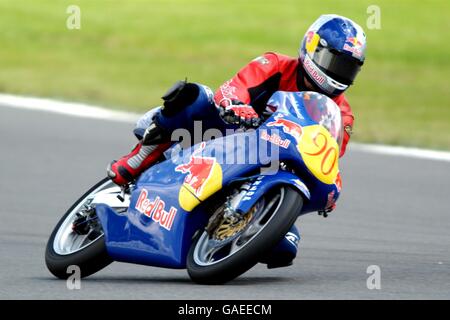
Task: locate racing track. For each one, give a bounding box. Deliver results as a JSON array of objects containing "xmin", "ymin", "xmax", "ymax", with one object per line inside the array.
[{"xmin": 1, "ymin": 105, "xmax": 449, "ymax": 299}]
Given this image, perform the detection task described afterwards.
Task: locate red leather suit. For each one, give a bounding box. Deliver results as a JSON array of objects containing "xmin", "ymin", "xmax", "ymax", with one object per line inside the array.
[{"xmin": 213, "ymin": 52, "xmax": 354, "ymax": 157}]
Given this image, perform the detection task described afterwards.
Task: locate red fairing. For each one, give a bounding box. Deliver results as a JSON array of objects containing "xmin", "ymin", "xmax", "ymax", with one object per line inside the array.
[{"xmin": 214, "ymin": 52, "xmax": 354, "ymax": 157}]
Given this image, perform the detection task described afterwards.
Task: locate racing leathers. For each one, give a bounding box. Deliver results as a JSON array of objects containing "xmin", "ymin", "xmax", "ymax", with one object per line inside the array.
[
  {"xmin": 214, "ymin": 52, "xmax": 353, "ymax": 157},
  {"xmin": 107, "ymin": 52, "xmax": 354, "ymax": 187}
]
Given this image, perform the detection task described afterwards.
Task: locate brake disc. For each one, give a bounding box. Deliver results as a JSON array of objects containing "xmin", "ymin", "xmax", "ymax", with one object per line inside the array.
[{"xmin": 213, "ymin": 208, "xmax": 255, "ymax": 241}]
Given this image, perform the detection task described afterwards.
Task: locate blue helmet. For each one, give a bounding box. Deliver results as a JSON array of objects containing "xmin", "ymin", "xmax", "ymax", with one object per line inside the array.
[{"xmin": 299, "ymin": 14, "xmax": 367, "ymax": 96}]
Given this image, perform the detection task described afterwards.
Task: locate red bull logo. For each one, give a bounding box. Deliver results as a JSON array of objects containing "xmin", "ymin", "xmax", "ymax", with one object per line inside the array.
[
  {"xmin": 346, "ymin": 37, "xmax": 362, "ymax": 47},
  {"xmin": 260, "ymin": 130, "xmax": 291, "ymax": 149},
  {"xmin": 175, "ymin": 142, "xmax": 223, "ymax": 212},
  {"xmin": 175, "ymin": 142, "xmax": 215, "ymax": 197},
  {"xmin": 343, "ymin": 36, "xmax": 363, "ymax": 58},
  {"xmin": 267, "ymin": 114, "xmax": 303, "ymax": 141},
  {"xmin": 135, "ymin": 190, "xmax": 177, "ymax": 231},
  {"xmin": 303, "ymin": 57, "xmax": 326, "ymax": 85},
  {"xmin": 305, "ymin": 31, "xmax": 320, "ymax": 55}
]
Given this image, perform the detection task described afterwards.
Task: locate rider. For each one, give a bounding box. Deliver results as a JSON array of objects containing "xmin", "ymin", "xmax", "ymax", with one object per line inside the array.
[{"xmin": 107, "ymin": 14, "xmax": 367, "ymax": 268}]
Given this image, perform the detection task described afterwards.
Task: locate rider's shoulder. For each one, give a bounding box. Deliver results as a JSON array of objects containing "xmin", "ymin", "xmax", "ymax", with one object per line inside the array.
[
  {"xmin": 264, "ymin": 52, "xmax": 298, "ymax": 69},
  {"xmin": 250, "ymin": 52, "xmax": 279, "ymax": 67},
  {"xmin": 250, "ymin": 52, "xmax": 298, "ymax": 73},
  {"xmin": 332, "ymin": 93, "xmax": 349, "ymax": 104},
  {"xmin": 265, "ymin": 52, "xmax": 296, "ymax": 61}
]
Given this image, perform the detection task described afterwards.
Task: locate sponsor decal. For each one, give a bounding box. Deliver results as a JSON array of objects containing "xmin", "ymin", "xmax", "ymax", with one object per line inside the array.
[
  {"xmin": 343, "ymin": 36, "xmax": 363, "ymax": 58},
  {"xmin": 267, "ymin": 114, "xmax": 303, "ymax": 140},
  {"xmin": 347, "ymin": 36, "xmax": 363, "ymax": 47},
  {"xmin": 325, "ymin": 190, "xmax": 336, "ymax": 209},
  {"xmin": 135, "ymin": 189, "xmax": 177, "ymax": 231},
  {"xmin": 260, "ymin": 130, "xmax": 290, "ymax": 149},
  {"xmin": 252, "ymin": 56, "xmax": 270, "ymax": 65},
  {"xmin": 303, "ymin": 56, "xmax": 326, "ymax": 85},
  {"xmin": 175, "ymin": 142, "xmax": 217, "ymax": 197},
  {"xmin": 293, "ymin": 179, "xmax": 311, "ymax": 199},
  {"xmin": 242, "ymin": 176, "xmax": 264, "ymax": 202},
  {"xmin": 175, "ymin": 142, "xmax": 223, "ymax": 211},
  {"xmin": 219, "ymin": 80, "xmax": 239, "ymax": 105},
  {"xmin": 285, "ymin": 232, "xmax": 300, "ymax": 247},
  {"xmin": 305, "ymin": 31, "xmax": 320, "ymax": 55}
]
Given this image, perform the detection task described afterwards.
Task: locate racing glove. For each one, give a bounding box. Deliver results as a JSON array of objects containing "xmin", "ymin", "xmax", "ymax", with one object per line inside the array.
[{"xmin": 219, "ymin": 102, "xmax": 261, "ymax": 128}]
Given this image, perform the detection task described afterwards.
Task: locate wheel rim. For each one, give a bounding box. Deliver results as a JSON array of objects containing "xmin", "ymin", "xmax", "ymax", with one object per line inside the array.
[
  {"xmin": 193, "ymin": 187, "xmax": 285, "ymax": 266},
  {"xmin": 53, "ymin": 180, "xmax": 115, "ymax": 255}
]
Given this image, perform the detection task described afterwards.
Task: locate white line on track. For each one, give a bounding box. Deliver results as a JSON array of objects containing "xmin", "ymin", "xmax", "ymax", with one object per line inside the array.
[
  {"xmin": 1, "ymin": 93, "xmax": 450, "ymax": 163},
  {"xmin": 350, "ymin": 143, "xmax": 450, "ymax": 162},
  {"xmin": 0, "ymin": 93, "xmax": 140, "ymax": 123}
]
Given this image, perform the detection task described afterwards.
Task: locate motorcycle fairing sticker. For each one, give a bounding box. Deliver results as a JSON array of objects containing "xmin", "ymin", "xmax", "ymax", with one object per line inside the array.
[
  {"xmin": 267, "ymin": 113, "xmax": 339, "ymax": 185},
  {"xmin": 298, "ymin": 124, "xmax": 339, "ymax": 185},
  {"xmin": 134, "ymin": 189, "xmax": 178, "ymax": 231},
  {"xmin": 175, "ymin": 142, "xmax": 223, "ymax": 212}
]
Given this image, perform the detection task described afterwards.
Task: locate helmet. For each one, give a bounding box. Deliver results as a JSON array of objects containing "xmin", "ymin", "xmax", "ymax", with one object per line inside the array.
[{"xmin": 299, "ymin": 14, "xmax": 367, "ymax": 96}]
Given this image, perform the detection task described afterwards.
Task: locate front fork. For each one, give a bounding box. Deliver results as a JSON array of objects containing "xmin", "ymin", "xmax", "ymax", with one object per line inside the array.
[{"xmin": 213, "ymin": 176, "xmax": 303, "ymax": 268}]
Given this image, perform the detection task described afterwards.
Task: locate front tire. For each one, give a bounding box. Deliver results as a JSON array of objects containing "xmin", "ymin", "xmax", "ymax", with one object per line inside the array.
[
  {"xmin": 45, "ymin": 178, "xmax": 114, "ymax": 279},
  {"xmin": 187, "ymin": 185, "xmax": 303, "ymax": 284}
]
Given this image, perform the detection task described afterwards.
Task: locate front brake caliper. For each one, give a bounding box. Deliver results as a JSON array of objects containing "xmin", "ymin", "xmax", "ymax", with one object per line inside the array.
[{"xmin": 72, "ymin": 206, "xmax": 96, "ymax": 235}]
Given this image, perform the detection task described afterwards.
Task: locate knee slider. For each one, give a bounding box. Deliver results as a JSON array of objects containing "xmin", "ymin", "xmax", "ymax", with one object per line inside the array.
[{"xmin": 161, "ymin": 80, "xmax": 200, "ymax": 117}]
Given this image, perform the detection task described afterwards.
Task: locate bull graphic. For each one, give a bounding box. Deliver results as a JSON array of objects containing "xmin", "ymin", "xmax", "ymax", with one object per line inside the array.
[
  {"xmin": 175, "ymin": 142, "xmax": 216, "ymax": 197},
  {"xmin": 267, "ymin": 114, "xmax": 303, "ymax": 140}
]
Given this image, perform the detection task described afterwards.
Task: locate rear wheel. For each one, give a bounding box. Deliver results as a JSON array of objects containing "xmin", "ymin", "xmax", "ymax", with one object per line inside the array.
[
  {"xmin": 45, "ymin": 178, "xmax": 119, "ymax": 279},
  {"xmin": 187, "ymin": 185, "xmax": 303, "ymax": 284}
]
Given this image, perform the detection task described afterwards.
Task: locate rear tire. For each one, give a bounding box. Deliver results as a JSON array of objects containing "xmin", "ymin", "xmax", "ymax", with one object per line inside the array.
[
  {"xmin": 45, "ymin": 178, "xmax": 113, "ymax": 279},
  {"xmin": 187, "ymin": 185, "xmax": 303, "ymax": 284}
]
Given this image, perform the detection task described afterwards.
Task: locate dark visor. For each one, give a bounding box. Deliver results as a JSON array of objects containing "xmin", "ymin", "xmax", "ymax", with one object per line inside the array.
[{"xmin": 312, "ymin": 46, "xmax": 363, "ymax": 85}]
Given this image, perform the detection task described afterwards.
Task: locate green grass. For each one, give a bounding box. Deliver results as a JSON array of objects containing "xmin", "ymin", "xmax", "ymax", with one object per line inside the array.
[{"xmin": 1, "ymin": 0, "xmax": 449, "ymax": 150}]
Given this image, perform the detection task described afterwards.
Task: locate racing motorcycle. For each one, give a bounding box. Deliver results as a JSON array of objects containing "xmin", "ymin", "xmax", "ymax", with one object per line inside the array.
[{"xmin": 45, "ymin": 91, "xmax": 343, "ymax": 284}]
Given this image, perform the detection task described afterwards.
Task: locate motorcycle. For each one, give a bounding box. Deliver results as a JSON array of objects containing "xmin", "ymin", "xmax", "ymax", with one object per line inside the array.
[{"xmin": 45, "ymin": 90, "xmax": 343, "ymax": 284}]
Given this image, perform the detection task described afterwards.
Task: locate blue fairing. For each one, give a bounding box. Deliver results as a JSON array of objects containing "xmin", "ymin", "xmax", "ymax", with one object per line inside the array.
[
  {"xmin": 97, "ymin": 91, "xmax": 341, "ymax": 268},
  {"xmin": 96, "ymin": 165, "xmax": 209, "ymax": 268}
]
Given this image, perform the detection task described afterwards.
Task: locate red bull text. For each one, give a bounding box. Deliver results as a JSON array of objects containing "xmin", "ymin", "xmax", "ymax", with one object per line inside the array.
[{"xmin": 135, "ymin": 189, "xmax": 177, "ymax": 231}]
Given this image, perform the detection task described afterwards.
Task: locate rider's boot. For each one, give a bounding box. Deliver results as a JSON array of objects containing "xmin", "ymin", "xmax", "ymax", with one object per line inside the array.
[{"xmin": 107, "ymin": 121, "xmax": 171, "ymax": 186}]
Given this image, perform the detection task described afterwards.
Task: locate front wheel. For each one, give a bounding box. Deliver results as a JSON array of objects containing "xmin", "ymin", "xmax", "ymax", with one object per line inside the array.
[
  {"xmin": 187, "ymin": 185, "xmax": 303, "ymax": 284},
  {"xmin": 45, "ymin": 178, "xmax": 119, "ymax": 279}
]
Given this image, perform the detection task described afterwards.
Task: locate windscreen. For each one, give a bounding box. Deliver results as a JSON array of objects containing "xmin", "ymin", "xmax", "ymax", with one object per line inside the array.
[{"xmin": 302, "ymin": 92, "xmax": 344, "ymax": 147}]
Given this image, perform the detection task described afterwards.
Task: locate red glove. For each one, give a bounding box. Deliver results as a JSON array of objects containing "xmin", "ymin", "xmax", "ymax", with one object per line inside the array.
[{"xmin": 220, "ymin": 103, "xmax": 261, "ymax": 128}]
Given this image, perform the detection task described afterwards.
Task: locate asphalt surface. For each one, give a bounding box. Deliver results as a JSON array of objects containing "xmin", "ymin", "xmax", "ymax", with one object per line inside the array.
[{"xmin": 1, "ymin": 105, "xmax": 449, "ymax": 299}]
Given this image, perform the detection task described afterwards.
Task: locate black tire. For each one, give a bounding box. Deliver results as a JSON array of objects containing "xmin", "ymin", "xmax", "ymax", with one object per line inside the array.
[
  {"xmin": 187, "ymin": 185, "xmax": 303, "ymax": 284},
  {"xmin": 45, "ymin": 178, "xmax": 113, "ymax": 279}
]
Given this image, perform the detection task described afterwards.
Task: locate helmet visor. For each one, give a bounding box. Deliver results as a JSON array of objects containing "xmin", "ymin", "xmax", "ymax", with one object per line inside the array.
[{"xmin": 312, "ymin": 47, "xmax": 363, "ymax": 85}]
